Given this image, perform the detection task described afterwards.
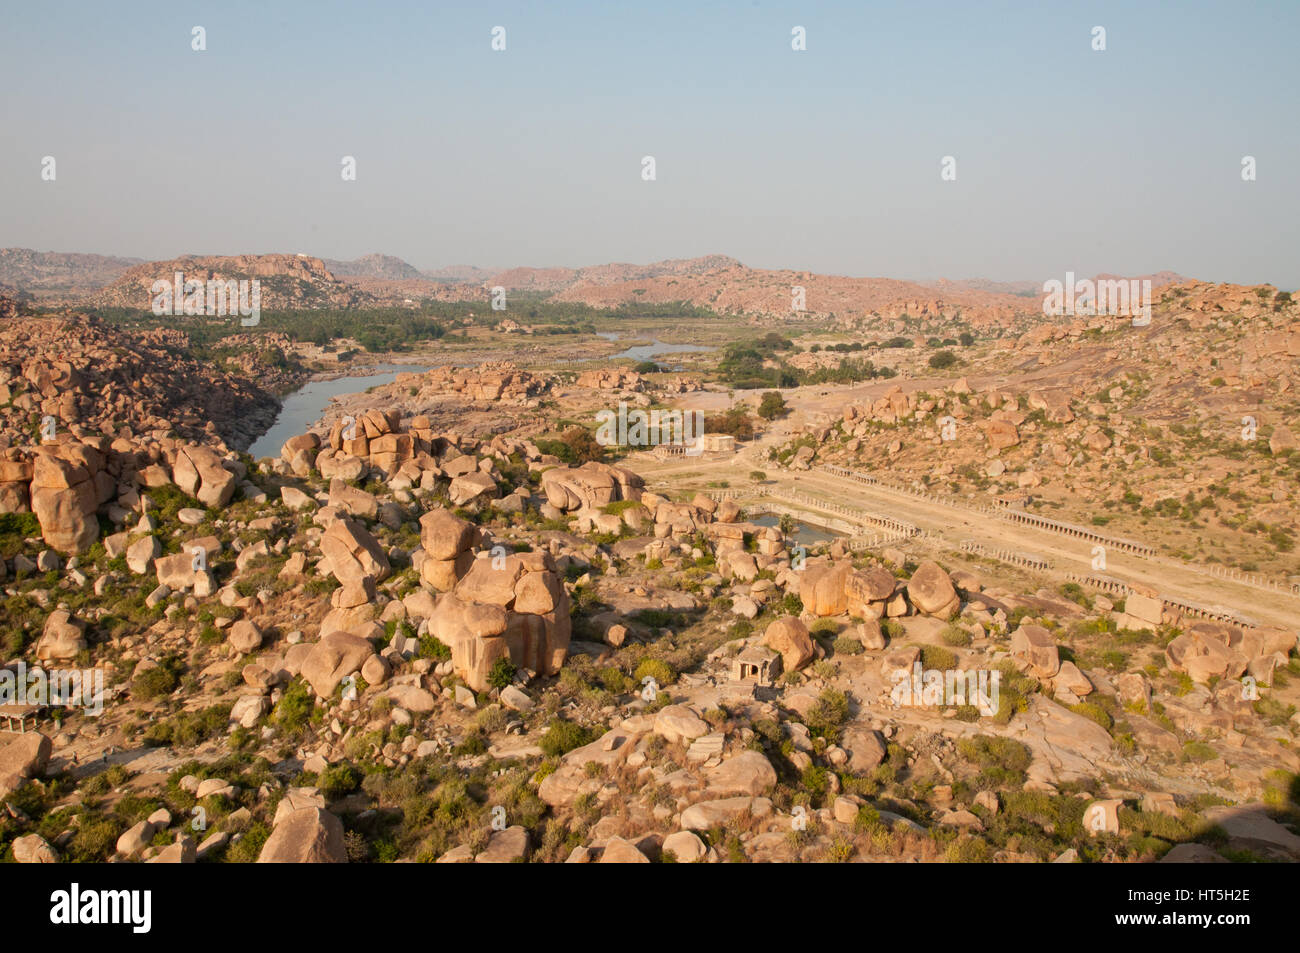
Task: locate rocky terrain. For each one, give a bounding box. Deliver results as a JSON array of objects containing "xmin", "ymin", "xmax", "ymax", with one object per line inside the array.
[
  {"xmin": 1, "ymin": 266, "xmax": 1298, "ymax": 867},
  {"xmin": 88, "ymin": 254, "xmax": 376, "ymax": 312},
  {"xmin": 8, "ymin": 247, "xmax": 1050, "ymax": 327},
  {"xmin": 924, "ymin": 272, "xmax": 1192, "ymax": 299},
  {"xmin": 320, "ymin": 254, "xmax": 426, "ymax": 282},
  {"xmin": 405, "ymin": 256, "xmax": 1037, "ymax": 329},
  {"xmin": 771, "ymin": 281, "xmax": 1300, "ymax": 581},
  {"xmin": 0, "ymin": 307, "xmax": 281, "ymax": 451},
  {"xmin": 0, "ymin": 295, "xmax": 1298, "ymax": 867},
  {"xmin": 0, "ymin": 249, "xmax": 143, "ymax": 304},
  {"xmin": 549, "ymin": 263, "xmax": 1031, "ymax": 325},
  {"xmin": 485, "ymin": 254, "xmax": 744, "ymax": 293}
]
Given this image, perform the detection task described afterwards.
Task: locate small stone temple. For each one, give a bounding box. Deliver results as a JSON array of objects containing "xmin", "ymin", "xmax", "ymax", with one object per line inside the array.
[{"xmin": 731, "ymin": 645, "xmax": 781, "ymax": 686}]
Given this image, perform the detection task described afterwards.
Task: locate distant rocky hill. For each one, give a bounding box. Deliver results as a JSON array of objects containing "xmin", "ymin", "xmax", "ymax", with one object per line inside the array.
[
  {"xmin": 421, "ymin": 264, "xmax": 496, "ymax": 284},
  {"xmin": 321, "ymin": 253, "xmax": 425, "ymax": 281},
  {"xmin": 0, "ymin": 248, "xmax": 143, "ymax": 302},
  {"xmin": 1093, "ymin": 270, "xmax": 1192, "ymax": 289},
  {"xmin": 402, "ymin": 255, "xmax": 1039, "ymax": 326},
  {"xmin": 0, "ymin": 247, "xmax": 1233, "ymax": 325},
  {"xmin": 486, "ymin": 254, "xmax": 744, "ymax": 293},
  {"xmin": 925, "ymin": 272, "xmax": 1195, "ymax": 299},
  {"xmin": 547, "ymin": 262, "xmax": 1036, "ymax": 326},
  {"xmin": 87, "ymin": 254, "xmax": 376, "ymax": 312}
]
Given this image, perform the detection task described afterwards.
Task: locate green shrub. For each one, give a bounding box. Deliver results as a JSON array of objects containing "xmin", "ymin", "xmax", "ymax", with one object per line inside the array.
[
  {"xmin": 132, "ymin": 655, "xmax": 184, "ymax": 700},
  {"xmin": 957, "ymin": 735, "xmax": 1032, "ymax": 775},
  {"xmin": 270, "ymin": 679, "xmax": 315, "ymax": 737},
  {"xmin": 920, "ymin": 645, "xmax": 958, "ymax": 670},
  {"xmin": 1070, "ymin": 701, "xmax": 1113, "ymax": 732},
  {"xmin": 224, "ymin": 822, "xmax": 270, "ymax": 863},
  {"xmin": 633, "ymin": 657, "xmax": 675, "ymax": 687},
  {"xmin": 487, "ymin": 657, "xmax": 517, "ymax": 690},
  {"xmin": 318, "ymin": 762, "xmax": 362, "ymax": 798},
  {"xmin": 801, "ymin": 764, "xmax": 831, "ymax": 803},
  {"xmin": 940, "ymin": 624, "xmax": 972, "ymax": 647},
  {"xmin": 67, "ymin": 816, "xmax": 125, "ymax": 862},
  {"xmin": 805, "ymin": 688, "xmax": 850, "ymax": 739},
  {"xmin": 540, "ymin": 718, "xmax": 598, "ymax": 758},
  {"xmin": 418, "ymin": 634, "xmax": 451, "ymax": 661},
  {"xmin": 143, "ymin": 704, "xmax": 231, "ymax": 747},
  {"xmin": 597, "ymin": 667, "xmax": 635, "ymax": 694},
  {"xmin": 1182, "ymin": 741, "xmax": 1217, "ymax": 763}
]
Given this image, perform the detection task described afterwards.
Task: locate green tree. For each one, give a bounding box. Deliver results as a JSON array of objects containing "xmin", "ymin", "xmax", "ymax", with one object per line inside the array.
[
  {"xmin": 757, "ymin": 391, "xmax": 788, "ymax": 420},
  {"xmin": 560, "ymin": 426, "xmax": 605, "ymax": 463}
]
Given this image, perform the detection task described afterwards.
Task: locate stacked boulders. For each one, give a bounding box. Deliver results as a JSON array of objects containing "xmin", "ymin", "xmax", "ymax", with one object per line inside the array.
[
  {"xmin": 30, "ymin": 439, "xmax": 108, "ymax": 553},
  {"xmin": 1165, "ymin": 621, "xmax": 1295, "ymax": 686},
  {"xmin": 706, "ymin": 522, "xmax": 786, "ymax": 583},
  {"xmin": 153, "ymin": 542, "xmax": 217, "ymax": 597},
  {"xmin": 644, "ymin": 497, "xmax": 708, "ymax": 537},
  {"xmin": 1115, "ymin": 584, "xmax": 1165, "ymax": 631},
  {"xmin": 842, "ymin": 385, "xmax": 916, "ymax": 427},
  {"xmin": 1027, "ymin": 389, "xmax": 1075, "ymax": 424},
  {"xmin": 172, "ymin": 444, "xmax": 237, "ymax": 507},
  {"xmin": 1010, "ymin": 624, "xmax": 1060, "ymax": 678},
  {"xmin": 257, "ymin": 807, "xmax": 348, "ymax": 863},
  {"xmin": 449, "ymin": 470, "xmax": 499, "ymax": 507},
  {"xmin": 0, "ymin": 312, "xmax": 280, "ymax": 449},
  {"xmin": 319, "ymin": 518, "xmax": 391, "ymax": 586},
  {"xmin": 0, "ymin": 450, "xmax": 32, "ymax": 513},
  {"xmin": 309, "ymin": 409, "xmax": 423, "ymax": 482},
  {"xmin": 426, "ymin": 551, "xmax": 571, "ymax": 691},
  {"xmin": 419, "ymin": 508, "xmax": 479, "ymax": 591},
  {"xmin": 417, "ymin": 362, "xmax": 548, "ymax": 402},
  {"xmin": 328, "ymin": 479, "xmax": 378, "ymax": 519},
  {"xmin": 284, "ymin": 417, "xmax": 513, "ymax": 503},
  {"xmin": 979, "ymin": 414, "xmax": 1022, "ymax": 451},
  {"xmin": 905, "ymin": 560, "xmax": 961, "ymax": 619},
  {"xmin": 541, "ymin": 461, "xmax": 644, "ymax": 513},
  {"xmin": 799, "ymin": 562, "xmax": 851, "ymax": 617},
  {"xmin": 0, "ymin": 732, "xmax": 52, "ymax": 798},
  {"xmin": 281, "ymin": 433, "xmax": 319, "ymax": 477},
  {"xmin": 576, "ymin": 367, "xmax": 644, "ymax": 391},
  {"xmin": 321, "ymin": 574, "xmax": 379, "ymax": 637},
  {"xmin": 16, "ymin": 430, "xmax": 250, "ymax": 555},
  {"xmin": 797, "ymin": 558, "xmax": 959, "ymax": 620},
  {"xmin": 300, "ymin": 630, "xmax": 377, "ymax": 698},
  {"xmin": 658, "ymin": 377, "xmax": 703, "ymax": 394},
  {"xmin": 845, "ymin": 567, "xmax": 899, "ymax": 618}
]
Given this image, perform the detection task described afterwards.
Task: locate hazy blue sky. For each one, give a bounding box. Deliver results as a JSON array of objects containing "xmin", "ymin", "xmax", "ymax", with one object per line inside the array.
[{"xmin": 3, "ymin": 1, "xmax": 1297, "ymax": 287}]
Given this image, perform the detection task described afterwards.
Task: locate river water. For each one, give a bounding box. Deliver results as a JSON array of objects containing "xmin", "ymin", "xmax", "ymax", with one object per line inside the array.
[
  {"xmin": 248, "ymin": 334, "xmax": 718, "ymax": 460},
  {"xmin": 247, "ymin": 364, "xmax": 420, "ymax": 459},
  {"xmin": 597, "ymin": 332, "xmax": 717, "ymax": 363}
]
